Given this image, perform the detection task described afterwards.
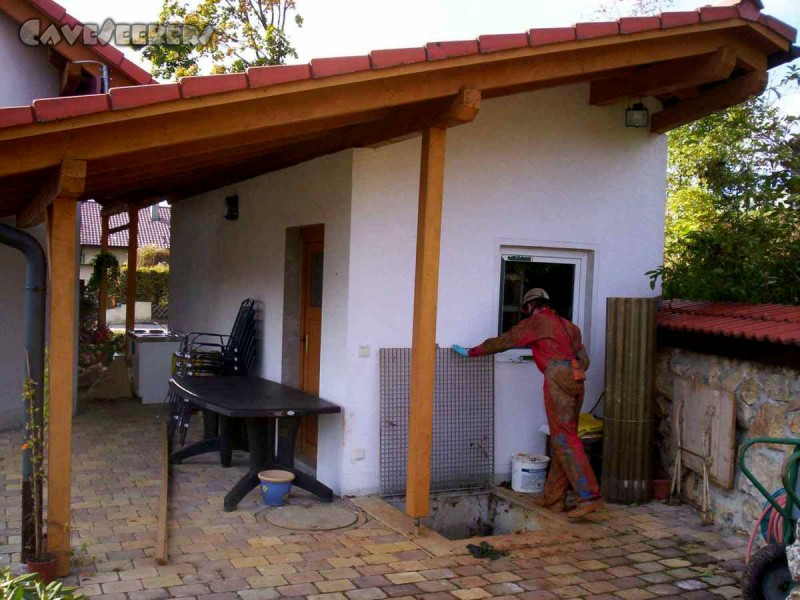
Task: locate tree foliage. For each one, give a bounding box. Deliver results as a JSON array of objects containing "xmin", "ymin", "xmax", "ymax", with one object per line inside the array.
[
  {"xmin": 649, "ymin": 90, "xmax": 800, "ymax": 304},
  {"xmin": 139, "ymin": 0, "xmax": 302, "ymax": 79},
  {"xmin": 137, "ymin": 245, "xmax": 170, "ymax": 268}
]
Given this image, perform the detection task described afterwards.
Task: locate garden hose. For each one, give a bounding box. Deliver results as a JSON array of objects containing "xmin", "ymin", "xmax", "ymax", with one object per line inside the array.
[{"xmin": 747, "ymin": 491, "xmax": 787, "ymax": 563}]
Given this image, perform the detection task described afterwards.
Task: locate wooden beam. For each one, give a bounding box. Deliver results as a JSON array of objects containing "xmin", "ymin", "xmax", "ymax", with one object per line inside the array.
[
  {"xmin": 46, "ymin": 196, "xmax": 79, "ymax": 576},
  {"xmin": 155, "ymin": 423, "xmax": 170, "ymax": 565},
  {"xmin": 16, "ymin": 160, "xmax": 86, "ymax": 228},
  {"xmin": 590, "ymin": 47, "xmax": 737, "ymax": 106},
  {"xmin": 406, "ymin": 127, "xmax": 447, "ymax": 519},
  {"xmin": 125, "ymin": 207, "xmax": 139, "ymax": 334},
  {"xmin": 108, "ymin": 223, "xmax": 130, "ymax": 235},
  {"xmin": 97, "ymin": 213, "xmax": 110, "ymax": 329},
  {"xmin": 90, "ymin": 91, "xmax": 481, "ymax": 199},
  {"xmin": 0, "ymin": 27, "xmax": 767, "ymax": 182},
  {"xmin": 651, "ymin": 69, "xmax": 767, "ymax": 133}
]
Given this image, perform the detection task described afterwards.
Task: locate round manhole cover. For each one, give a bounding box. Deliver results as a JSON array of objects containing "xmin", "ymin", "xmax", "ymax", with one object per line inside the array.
[{"xmin": 263, "ymin": 504, "xmax": 359, "ymax": 531}]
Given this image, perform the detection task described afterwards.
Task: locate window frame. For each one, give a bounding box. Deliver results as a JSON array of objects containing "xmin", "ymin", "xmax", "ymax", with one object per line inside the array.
[{"xmin": 495, "ymin": 246, "xmax": 591, "ymax": 363}]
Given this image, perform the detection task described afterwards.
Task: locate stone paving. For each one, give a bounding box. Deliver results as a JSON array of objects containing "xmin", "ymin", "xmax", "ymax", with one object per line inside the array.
[{"xmin": 0, "ymin": 398, "xmax": 751, "ymax": 599}]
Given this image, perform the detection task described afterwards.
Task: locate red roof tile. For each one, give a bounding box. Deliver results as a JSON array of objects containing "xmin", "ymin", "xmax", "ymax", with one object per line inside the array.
[
  {"xmin": 575, "ymin": 21, "xmax": 620, "ymax": 40},
  {"xmin": 110, "ymin": 83, "xmax": 181, "ymax": 110},
  {"xmin": 0, "ymin": 106, "xmax": 35, "ymax": 129},
  {"xmin": 0, "ymin": 0, "xmax": 794, "ymax": 128},
  {"xmin": 180, "ymin": 72, "xmax": 248, "ymax": 98},
  {"xmin": 247, "ymin": 64, "xmax": 311, "ymax": 88},
  {"xmin": 478, "ymin": 33, "xmax": 529, "ymax": 53},
  {"xmin": 700, "ymin": 5, "xmax": 741, "ymax": 22},
  {"xmin": 425, "ymin": 40, "xmax": 479, "ymax": 61},
  {"xmin": 657, "ymin": 299, "xmax": 800, "ymax": 346},
  {"xmin": 660, "ymin": 11, "xmax": 700, "ymax": 28},
  {"xmin": 369, "ymin": 48, "xmax": 427, "ymax": 69},
  {"xmin": 80, "ymin": 201, "xmax": 171, "ymax": 248},
  {"xmin": 310, "ymin": 55, "xmax": 371, "ymax": 78},
  {"xmin": 33, "ymin": 94, "xmax": 110, "ymax": 121},
  {"xmin": 528, "ymin": 27, "xmax": 576, "ymax": 46},
  {"xmin": 619, "ymin": 17, "xmax": 662, "ymax": 34}
]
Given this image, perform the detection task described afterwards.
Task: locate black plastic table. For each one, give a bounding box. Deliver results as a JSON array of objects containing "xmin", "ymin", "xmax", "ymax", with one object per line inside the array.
[{"xmin": 167, "ymin": 375, "xmax": 341, "ymax": 511}]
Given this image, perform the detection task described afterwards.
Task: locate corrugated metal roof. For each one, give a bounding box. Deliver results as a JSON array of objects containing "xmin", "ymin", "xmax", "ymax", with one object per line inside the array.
[
  {"xmin": 657, "ymin": 299, "xmax": 800, "ymax": 346},
  {"xmin": 80, "ymin": 200, "xmax": 170, "ymax": 248}
]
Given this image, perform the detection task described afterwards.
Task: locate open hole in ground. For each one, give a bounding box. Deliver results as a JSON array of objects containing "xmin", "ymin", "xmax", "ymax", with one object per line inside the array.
[{"xmin": 389, "ymin": 489, "xmax": 554, "ymax": 540}]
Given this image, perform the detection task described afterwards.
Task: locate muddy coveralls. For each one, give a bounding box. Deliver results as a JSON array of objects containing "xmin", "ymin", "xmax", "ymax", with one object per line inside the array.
[{"xmin": 468, "ymin": 308, "xmax": 602, "ymax": 507}]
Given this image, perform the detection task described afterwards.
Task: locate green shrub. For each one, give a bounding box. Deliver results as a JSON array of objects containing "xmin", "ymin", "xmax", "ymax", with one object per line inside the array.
[
  {"xmin": 110, "ymin": 264, "xmax": 169, "ymax": 308},
  {"xmin": 1, "ymin": 570, "xmax": 85, "ymax": 600},
  {"xmin": 137, "ymin": 245, "xmax": 170, "ymax": 268}
]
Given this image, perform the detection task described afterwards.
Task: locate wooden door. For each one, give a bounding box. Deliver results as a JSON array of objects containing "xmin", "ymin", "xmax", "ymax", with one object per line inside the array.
[{"xmin": 297, "ymin": 225, "xmax": 324, "ymax": 467}]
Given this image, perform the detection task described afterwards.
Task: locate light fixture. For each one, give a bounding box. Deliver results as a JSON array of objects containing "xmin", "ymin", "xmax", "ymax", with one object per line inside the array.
[
  {"xmin": 224, "ymin": 195, "xmax": 239, "ymax": 220},
  {"xmin": 625, "ymin": 102, "xmax": 650, "ymax": 128}
]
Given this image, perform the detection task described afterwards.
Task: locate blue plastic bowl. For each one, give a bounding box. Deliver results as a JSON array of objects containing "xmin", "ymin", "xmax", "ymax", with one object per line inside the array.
[{"xmin": 258, "ymin": 470, "xmax": 295, "ymax": 507}]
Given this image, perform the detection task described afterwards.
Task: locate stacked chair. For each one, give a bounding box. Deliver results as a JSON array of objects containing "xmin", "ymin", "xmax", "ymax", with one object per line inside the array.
[{"xmin": 167, "ymin": 298, "xmax": 257, "ymax": 445}]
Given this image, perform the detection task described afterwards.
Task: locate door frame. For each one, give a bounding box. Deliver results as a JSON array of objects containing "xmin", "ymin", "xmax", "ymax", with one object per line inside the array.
[{"xmin": 299, "ymin": 224, "xmax": 325, "ymax": 390}]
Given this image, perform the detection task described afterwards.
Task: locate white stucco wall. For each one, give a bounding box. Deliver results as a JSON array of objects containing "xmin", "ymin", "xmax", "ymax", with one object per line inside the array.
[
  {"xmin": 170, "ymin": 83, "xmax": 667, "ymax": 496},
  {"xmin": 342, "ymin": 84, "xmax": 666, "ymax": 494},
  {"xmin": 170, "ymin": 151, "xmax": 353, "ymax": 492},
  {"xmin": 0, "ymin": 12, "xmax": 59, "ymax": 107}
]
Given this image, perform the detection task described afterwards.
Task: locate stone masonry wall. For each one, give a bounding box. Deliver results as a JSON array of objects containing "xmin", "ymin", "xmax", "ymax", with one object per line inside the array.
[{"xmin": 655, "ymin": 346, "xmax": 800, "ymax": 533}]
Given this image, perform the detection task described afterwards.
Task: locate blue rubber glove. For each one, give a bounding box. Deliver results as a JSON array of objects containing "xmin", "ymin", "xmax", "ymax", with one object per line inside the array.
[{"xmin": 452, "ymin": 344, "xmax": 469, "ymax": 357}]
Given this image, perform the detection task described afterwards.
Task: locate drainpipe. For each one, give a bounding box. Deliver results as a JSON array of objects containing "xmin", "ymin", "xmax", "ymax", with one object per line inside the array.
[{"xmin": 0, "ymin": 224, "xmax": 46, "ymax": 562}]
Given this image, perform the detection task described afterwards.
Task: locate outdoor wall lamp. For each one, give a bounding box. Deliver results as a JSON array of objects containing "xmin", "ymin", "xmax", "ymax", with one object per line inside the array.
[
  {"xmin": 224, "ymin": 195, "xmax": 239, "ymax": 220},
  {"xmin": 625, "ymin": 102, "xmax": 650, "ymax": 128}
]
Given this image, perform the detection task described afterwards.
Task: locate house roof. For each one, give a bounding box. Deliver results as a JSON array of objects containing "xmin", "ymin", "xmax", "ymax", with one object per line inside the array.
[
  {"xmin": 0, "ymin": 0, "xmax": 795, "ymax": 222},
  {"xmin": 0, "ymin": 0, "xmax": 793, "ymax": 130},
  {"xmin": 80, "ymin": 200, "xmax": 170, "ymax": 248},
  {"xmin": 657, "ymin": 299, "xmax": 800, "ymax": 346},
  {"xmin": 0, "ymin": 0, "xmax": 155, "ymax": 87}
]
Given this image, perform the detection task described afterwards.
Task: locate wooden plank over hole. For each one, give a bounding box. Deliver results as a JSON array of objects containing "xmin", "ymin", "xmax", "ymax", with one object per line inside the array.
[{"xmin": 156, "ymin": 423, "xmax": 170, "ymax": 565}]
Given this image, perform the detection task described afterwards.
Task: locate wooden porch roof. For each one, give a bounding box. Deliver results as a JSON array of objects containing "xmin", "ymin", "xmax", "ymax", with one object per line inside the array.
[{"xmin": 0, "ymin": 0, "xmax": 795, "ymax": 224}]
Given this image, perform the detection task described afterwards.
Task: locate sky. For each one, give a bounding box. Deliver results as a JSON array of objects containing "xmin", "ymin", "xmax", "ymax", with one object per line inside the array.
[{"xmin": 63, "ymin": 0, "xmax": 800, "ymax": 114}]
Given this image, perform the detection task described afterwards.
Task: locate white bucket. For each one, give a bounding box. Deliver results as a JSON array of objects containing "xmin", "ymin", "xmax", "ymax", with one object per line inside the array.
[{"xmin": 510, "ymin": 453, "xmax": 550, "ymax": 493}]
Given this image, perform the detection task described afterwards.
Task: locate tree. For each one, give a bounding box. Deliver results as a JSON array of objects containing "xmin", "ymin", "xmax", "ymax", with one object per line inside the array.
[
  {"xmin": 649, "ymin": 90, "xmax": 800, "ymax": 304},
  {"xmin": 139, "ymin": 0, "xmax": 302, "ymax": 79}
]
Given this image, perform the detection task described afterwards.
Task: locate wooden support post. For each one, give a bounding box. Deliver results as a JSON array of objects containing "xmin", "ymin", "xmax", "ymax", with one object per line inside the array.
[
  {"xmin": 155, "ymin": 423, "xmax": 170, "ymax": 565},
  {"xmin": 46, "ymin": 195, "xmax": 79, "ymax": 576},
  {"xmin": 125, "ymin": 207, "xmax": 139, "ymax": 335},
  {"xmin": 97, "ymin": 213, "xmax": 110, "ymax": 328},
  {"xmin": 406, "ymin": 127, "xmax": 447, "ymax": 519}
]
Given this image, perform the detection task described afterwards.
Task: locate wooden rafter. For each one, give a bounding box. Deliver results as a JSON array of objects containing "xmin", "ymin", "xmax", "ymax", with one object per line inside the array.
[
  {"xmin": 16, "ymin": 159, "xmax": 86, "ymax": 228},
  {"xmin": 589, "ymin": 47, "xmax": 738, "ymax": 106},
  {"xmin": 651, "ymin": 69, "xmax": 768, "ymax": 133}
]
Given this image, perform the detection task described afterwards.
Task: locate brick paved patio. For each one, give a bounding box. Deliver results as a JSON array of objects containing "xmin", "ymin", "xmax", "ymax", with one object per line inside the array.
[{"xmin": 0, "ymin": 398, "xmax": 749, "ymax": 599}]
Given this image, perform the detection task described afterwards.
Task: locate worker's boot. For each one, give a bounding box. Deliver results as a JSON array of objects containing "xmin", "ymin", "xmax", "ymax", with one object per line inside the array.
[
  {"xmin": 566, "ymin": 499, "xmax": 605, "ymax": 519},
  {"xmin": 531, "ymin": 493, "xmax": 567, "ymax": 512}
]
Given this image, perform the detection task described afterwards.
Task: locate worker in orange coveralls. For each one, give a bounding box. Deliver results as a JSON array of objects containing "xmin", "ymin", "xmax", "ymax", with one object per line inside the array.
[{"xmin": 453, "ymin": 288, "xmax": 604, "ymax": 519}]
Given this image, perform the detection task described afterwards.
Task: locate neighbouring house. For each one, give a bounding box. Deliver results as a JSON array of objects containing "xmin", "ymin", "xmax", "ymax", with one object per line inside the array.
[
  {"xmin": 0, "ymin": 0, "xmax": 153, "ymax": 430},
  {"xmin": 655, "ymin": 299, "xmax": 800, "ymax": 533},
  {"xmin": 79, "ymin": 199, "xmax": 171, "ymax": 286},
  {"xmin": 0, "ymin": 0, "xmax": 796, "ymax": 573}
]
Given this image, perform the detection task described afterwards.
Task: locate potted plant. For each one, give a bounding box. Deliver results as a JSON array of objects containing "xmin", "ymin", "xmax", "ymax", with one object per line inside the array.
[
  {"xmin": 1, "ymin": 569, "xmax": 85, "ymax": 599},
  {"xmin": 22, "ymin": 358, "xmax": 57, "ymax": 583}
]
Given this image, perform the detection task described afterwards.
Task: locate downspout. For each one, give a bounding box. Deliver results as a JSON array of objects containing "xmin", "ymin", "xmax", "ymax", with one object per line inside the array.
[{"xmin": 0, "ymin": 223, "xmax": 46, "ymax": 561}]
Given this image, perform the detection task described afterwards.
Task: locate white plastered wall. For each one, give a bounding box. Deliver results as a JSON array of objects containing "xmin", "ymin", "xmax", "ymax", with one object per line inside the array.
[
  {"xmin": 169, "ymin": 151, "xmax": 353, "ymax": 493},
  {"xmin": 342, "ymin": 84, "xmax": 666, "ymax": 494},
  {"xmin": 0, "ymin": 13, "xmax": 61, "ymax": 430},
  {"xmin": 169, "ymin": 83, "xmax": 667, "ymax": 496}
]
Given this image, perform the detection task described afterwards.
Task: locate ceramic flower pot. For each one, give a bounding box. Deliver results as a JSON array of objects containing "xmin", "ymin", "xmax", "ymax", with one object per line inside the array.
[{"xmin": 27, "ymin": 553, "xmax": 58, "ymax": 584}]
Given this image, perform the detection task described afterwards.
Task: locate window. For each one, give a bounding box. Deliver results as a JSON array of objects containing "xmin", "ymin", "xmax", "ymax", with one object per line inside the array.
[{"xmin": 498, "ymin": 247, "xmax": 591, "ymax": 358}]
